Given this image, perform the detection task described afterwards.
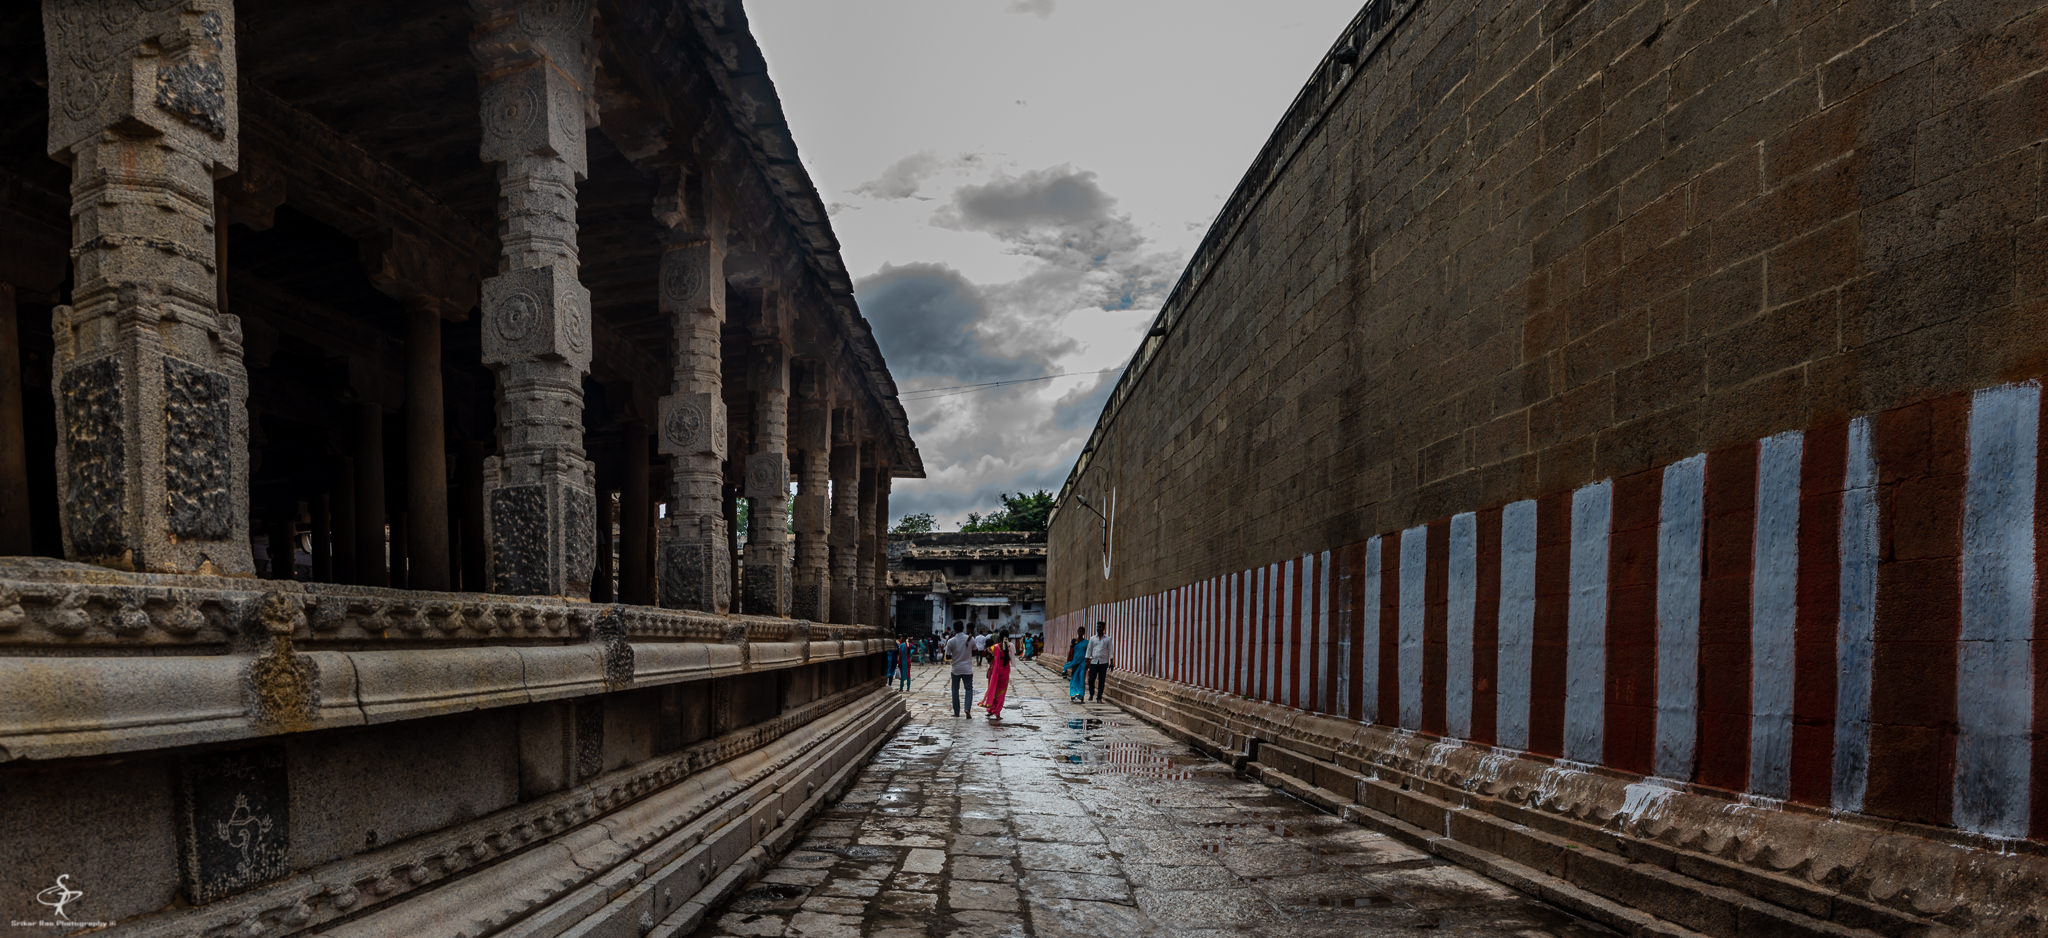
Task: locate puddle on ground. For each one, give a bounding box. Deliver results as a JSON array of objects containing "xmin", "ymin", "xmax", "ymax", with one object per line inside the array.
[
  {"xmin": 836, "ymin": 845, "xmax": 894, "ymax": 860},
  {"xmin": 725, "ymin": 883, "xmax": 807, "ymax": 912},
  {"xmin": 1315, "ymin": 894, "xmax": 1395, "ymax": 908}
]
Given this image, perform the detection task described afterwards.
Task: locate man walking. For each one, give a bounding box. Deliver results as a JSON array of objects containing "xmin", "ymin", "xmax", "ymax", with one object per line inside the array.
[
  {"xmin": 943, "ymin": 625, "xmax": 975, "ymax": 717},
  {"xmin": 1085, "ymin": 621, "xmax": 1114, "ymax": 703}
]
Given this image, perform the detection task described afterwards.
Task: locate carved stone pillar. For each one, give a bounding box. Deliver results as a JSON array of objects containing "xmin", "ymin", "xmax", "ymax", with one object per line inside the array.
[
  {"xmin": 353, "ymin": 402, "xmax": 386, "ymax": 588},
  {"xmin": 333, "ymin": 455, "xmax": 356, "ymax": 584},
  {"xmin": 266, "ymin": 497, "xmax": 295, "ymax": 581},
  {"xmin": 653, "ymin": 181, "xmax": 730, "ymax": 613},
  {"xmin": 458, "ymin": 441, "xmax": 486, "ymax": 591},
  {"xmin": 472, "ymin": 0, "xmax": 596, "ymax": 597},
  {"xmin": 620, "ymin": 422, "xmax": 652, "ymax": 605},
  {"xmin": 42, "ymin": 0, "xmax": 251, "ymax": 574},
  {"xmin": 874, "ymin": 471, "xmax": 892, "ymax": 629},
  {"xmin": 311, "ymin": 493, "xmax": 332, "ymax": 582},
  {"xmin": 790, "ymin": 363, "xmax": 832, "ymax": 622},
  {"xmin": 404, "ymin": 302, "xmax": 451, "ymax": 590},
  {"xmin": 0, "ymin": 284, "xmax": 29, "ymax": 556},
  {"xmin": 742, "ymin": 292, "xmax": 792, "ymax": 617},
  {"xmin": 856, "ymin": 447, "xmax": 878, "ymax": 628},
  {"xmin": 828, "ymin": 434, "xmax": 859, "ymax": 624}
]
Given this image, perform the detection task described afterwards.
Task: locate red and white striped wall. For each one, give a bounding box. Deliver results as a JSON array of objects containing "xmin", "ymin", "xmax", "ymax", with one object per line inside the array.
[{"xmin": 1052, "ymin": 380, "xmax": 2048, "ymax": 841}]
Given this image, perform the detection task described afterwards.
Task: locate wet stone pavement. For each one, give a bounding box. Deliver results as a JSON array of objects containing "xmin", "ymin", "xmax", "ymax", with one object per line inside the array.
[{"xmin": 693, "ymin": 661, "xmax": 1613, "ymax": 937}]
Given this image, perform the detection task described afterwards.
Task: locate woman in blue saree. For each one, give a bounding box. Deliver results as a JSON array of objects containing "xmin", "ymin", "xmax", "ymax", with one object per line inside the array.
[{"xmin": 1061, "ymin": 625, "xmax": 1089, "ymax": 703}]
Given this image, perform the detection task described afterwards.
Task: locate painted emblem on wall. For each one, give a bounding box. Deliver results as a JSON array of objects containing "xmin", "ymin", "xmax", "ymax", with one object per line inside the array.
[{"xmin": 1102, "ymin": 487, "xmax": 1115, "ymax": 580}]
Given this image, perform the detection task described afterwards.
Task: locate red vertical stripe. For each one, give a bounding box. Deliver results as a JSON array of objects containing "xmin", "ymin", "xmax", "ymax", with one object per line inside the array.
[
  {"xmin": 1606, "ymin": 469, "xmax": 1661, "ymax": 777},
  {"xmin": 1530, "ymin": 492, "xmax": 1571, "ymax": 758},
  {"xmin": 1698, "ymin": 443, "xmax": 1758, "ymax": 792},
  {"xmin": 1791, "ymin": 421, "xmax": 1847, "ymax": 806},
  {"xmin": 1867, "ymin": 394, "xmax": 1964, "ymax": 826},
  {"xmin": 1379, "ymin": 536, "xmax": 1401, "ymax": 724},
  {"xmin": 1423, "ymin": 520, "xmax": 1450, "ymax": 736},
  {"xmin": 1473, "ymin": 507, "xmax": 1503, "ymax": 746}
]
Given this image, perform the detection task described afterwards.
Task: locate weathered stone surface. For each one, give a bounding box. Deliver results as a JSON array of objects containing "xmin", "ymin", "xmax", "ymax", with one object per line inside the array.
[
  {"xmin": 488, "ymin": 484, "xmax": 549, "ymax": 596},
  {"xmin": 162, "ymin": 358, "xmax": 232, "ymax": 539},
  {"xmin": 58, "ymin": 356, "xmax": 123, "ymax": 556}
]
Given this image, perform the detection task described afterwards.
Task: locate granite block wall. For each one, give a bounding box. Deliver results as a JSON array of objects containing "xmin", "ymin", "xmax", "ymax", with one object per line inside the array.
[{"xmin": 1052, "ymin": 0, "xmax": 2048, "ymax": 845}]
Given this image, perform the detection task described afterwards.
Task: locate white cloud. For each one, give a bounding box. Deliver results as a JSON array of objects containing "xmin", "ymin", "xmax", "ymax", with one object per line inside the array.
[{"xmin": 855, "ymin": 163, "xmax": 1167, "ymax": 528}]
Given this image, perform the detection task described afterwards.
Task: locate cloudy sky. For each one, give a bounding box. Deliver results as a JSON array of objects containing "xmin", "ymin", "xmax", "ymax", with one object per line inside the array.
[{"xmin": 749, "ymin": 0, "xmax": 1365, "ymax": 528}]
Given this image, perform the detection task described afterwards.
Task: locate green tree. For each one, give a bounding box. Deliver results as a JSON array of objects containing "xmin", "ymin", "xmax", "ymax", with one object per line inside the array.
[
  {"xmin": 891, "ymin": 512, "xmax": 938, "ymax": 535},
  {"xmin": 958, "ymin": 490, "xmax": 1055, "ymax": 533}
]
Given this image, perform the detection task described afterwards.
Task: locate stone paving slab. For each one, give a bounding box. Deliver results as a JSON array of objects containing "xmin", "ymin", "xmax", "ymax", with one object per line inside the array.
[{"xmin": 692, "ymin": 661, "xmax": 1615, "ymax": 937}]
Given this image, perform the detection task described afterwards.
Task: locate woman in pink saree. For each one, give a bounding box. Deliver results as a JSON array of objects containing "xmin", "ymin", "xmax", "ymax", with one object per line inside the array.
[{"xmin": 980, "ymin": 629, "xmax": 1012, "ymax": 720}]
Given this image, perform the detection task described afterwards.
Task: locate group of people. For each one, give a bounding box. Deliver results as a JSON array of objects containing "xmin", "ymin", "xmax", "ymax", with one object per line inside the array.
[{"xmin": 876, "ymin": 620, "xmax": 1118, "ymax": 717}]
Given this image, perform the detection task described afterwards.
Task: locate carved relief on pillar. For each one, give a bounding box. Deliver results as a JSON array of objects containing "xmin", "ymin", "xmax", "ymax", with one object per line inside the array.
[
  {"xmin": 43, "ymin": 0, "xmax": 251, "ymax": 574},
  {"xmin": 658, "ymin": 391, "xmax": 727, "ymax": 460}
]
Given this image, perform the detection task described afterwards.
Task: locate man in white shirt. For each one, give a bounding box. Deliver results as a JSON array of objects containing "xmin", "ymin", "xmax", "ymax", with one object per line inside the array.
[
  {"xmin": 1085, "ymin": 621, "xmax": 1114, "ymax": 702},
  {"xmin": 970, "ymin": 629, "xmax": 989, "ymax": 668},
  {"xmin": 943, "ymin": 625, "xmax": 975, "ymax": 717}
]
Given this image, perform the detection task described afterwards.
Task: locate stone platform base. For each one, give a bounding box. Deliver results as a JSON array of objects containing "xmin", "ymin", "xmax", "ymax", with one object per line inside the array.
[
  {"xmin": 95, "ymin": 687, "xmax": 906, "ymax": 938},
  {"xmin": 1084, "ymin": 667, "xmax": 2048, "ymax": 938}
]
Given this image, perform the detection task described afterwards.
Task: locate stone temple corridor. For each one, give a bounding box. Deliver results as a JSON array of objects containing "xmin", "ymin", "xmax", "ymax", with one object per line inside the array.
[{"xmin": 692, "ymin": 662, "xmax": 1611, "ymax": 937}]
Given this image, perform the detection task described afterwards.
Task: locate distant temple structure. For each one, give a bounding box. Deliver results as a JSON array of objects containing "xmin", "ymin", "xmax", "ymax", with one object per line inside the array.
[
  {"xmin": 0, "ymin": 2, "xmax": 917, "ymax": 934},
  {"xmin": 885, "ymin": 531, "xmax": 1047, "ymax": 638}
]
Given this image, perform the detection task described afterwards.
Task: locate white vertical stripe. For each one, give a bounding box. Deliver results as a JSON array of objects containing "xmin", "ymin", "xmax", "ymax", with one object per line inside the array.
[
  {"xmin": 1336, "ymin": 550, "xmax": 1353, "ymax": 719},
  {"xmin": 1281, "ymin": 558, "xmax": 1296, "ymax": 706},
  {"xmin": 1657, "ymin": 454, "xmax": 1706, "ymax": 780},
  {"xmin": 1202, "ymin": 581, "xmax": 1211, "ymax": 689},
  {"xmin": 1835, "ymin": 419, "xmax": 1877, "ymax": 812},
  {"xmin": 1265, "ymin": 563, "xmax": 1279, "ymax": 700},
  {"xmin": 1318, "ymin": 551, "xmax": 1333, "ymax": 713},
  {"xmin": 1399, "ymin": 525, "xmax": 1427, "ymax": 731},
  {"xmin": 1957, "ymin": 383, "xmax": 2039, "ymax": 837},
  {"xmin": 1294, "ymin": 552, "xmax": 1310, "ymax": 708},
  {"xmin": 1566, "ymin": 480, "xmax": 1613, "ymax": 764},
  {"xmin": 1448, "ymin": 512, "xmax": 1478, "ymax": 739},
  {"xmin": 1362, "ymin": 536, "xmax": 1382, "ymax": 723},
  {"xmin": 1751, "ymin": 432, "xmax": 1804, "ymax": 799},
  {"xmin": 1498, "ymin": 500, "xmax": 1538, "ymax": 750}
]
